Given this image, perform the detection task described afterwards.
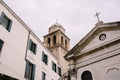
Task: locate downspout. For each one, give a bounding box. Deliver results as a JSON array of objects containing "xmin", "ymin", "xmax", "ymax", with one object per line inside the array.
[{"xmin": 25, "ymin": 31, "xmax": 30, "ymax": 61}]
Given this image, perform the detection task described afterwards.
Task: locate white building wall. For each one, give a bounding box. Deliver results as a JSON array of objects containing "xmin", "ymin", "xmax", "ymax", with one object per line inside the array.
[
  {"xmin": 76, "ymin": 41, "xmax": 120, "ymax": 80},
  {"xmin": 0, "ymin": 2, "xmax": 28, "ymax": 79},
  {"xmin": 28, "ymin": 34, "xmax": 60, "ymax": 80},
  {"xmin": 77, "ymin": 54, "xmax": 120, "ymax": 80},
  {"xmin": 0, "ymin": 0, "xmax": 60, "ymax": 80}
]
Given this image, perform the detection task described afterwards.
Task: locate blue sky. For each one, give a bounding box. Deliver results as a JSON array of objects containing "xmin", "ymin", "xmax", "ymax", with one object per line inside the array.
[{"xmin": 4, "ymin": 0, "xmax": 120, "ymax": 48}]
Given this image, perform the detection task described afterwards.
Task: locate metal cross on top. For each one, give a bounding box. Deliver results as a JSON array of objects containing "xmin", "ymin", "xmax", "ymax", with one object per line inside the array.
[{"xmin": 95, "ymin": 12, "xmax": 100, "ymax": 21}]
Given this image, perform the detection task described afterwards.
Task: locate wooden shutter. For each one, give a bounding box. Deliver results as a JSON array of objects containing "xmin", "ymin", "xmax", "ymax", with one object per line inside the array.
[
  {"xmin": 0, "ymin": 12, "xmax": 4, "ymax": 24},
  {"xmin": 0, "ymin": 39, "xmax": 4, "ymax": 49},
  {"xmin": 34, "ymin": 44, "xmax": 37, "ymax": 54},
  {"xmin": 8, "ymin": 20, "xmax": 12, "ymax": 32},
  {"xmin": 29, "ymin": 39, "xmax": 32, "ymax": 50},
  {"xmin": 24, "ymin": 61, "xmax": 29, "ymax": 78},
  {"xmin": 42, "ymin": 51, "xmax": 44, "ymax": 61},
  {"xmin": 45, "ymin": 55, "xmax": 48, "ymax": 64},
  {"xmin": 42, "ymin": 72, "xmax": 46, "ymax": 80},
  {"xmin": 31, "ymin": 64, "xmax": 36, "ymax": 80}
]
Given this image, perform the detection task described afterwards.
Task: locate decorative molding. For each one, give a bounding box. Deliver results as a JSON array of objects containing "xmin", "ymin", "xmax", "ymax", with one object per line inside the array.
[
  {"xmin": 106, "ymin": 67, "xmax": 119, "ymax": 73},
  {"xmin": 76, "ymin": 48, "xmax": 120, "ymax": 69},
  {"xmin": 76, "ymin": 38, "xmax": 120, "ymax": 58}
]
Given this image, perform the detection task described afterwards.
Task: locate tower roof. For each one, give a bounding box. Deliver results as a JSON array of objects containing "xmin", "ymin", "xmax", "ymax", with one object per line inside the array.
[{"xmin": 49, "ymin": 23, "xmax": 65, "ymax": 33}]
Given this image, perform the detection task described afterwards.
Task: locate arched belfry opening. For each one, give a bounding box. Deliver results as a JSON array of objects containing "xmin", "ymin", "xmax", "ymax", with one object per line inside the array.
[
  {"xmin": 81, "ymin": 71, "xmax": 93, "ymax": 80},
  {"xmin": 65, "ymin": 39, "xmax": 67, "ymax": 49},
  {"xmin": 53, "ymin": 35, "xmax": 56, "ymax": 45},
  {"xmin": 47, "ymin": 38, "xmax": 51, "ymax": 47},
  {"xmin": 61, "ymin": 36, "xmax": 64, "ymax": 45}
]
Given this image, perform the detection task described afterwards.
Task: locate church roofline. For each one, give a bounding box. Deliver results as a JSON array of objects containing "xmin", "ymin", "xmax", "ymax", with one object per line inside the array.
[
  {"xmin": 44, "ymin": 29, "xmax": 70, "ymax": 40},
  {"xmin": 64, "ymin": 21, "xmax": 120, "ymax": 60}
]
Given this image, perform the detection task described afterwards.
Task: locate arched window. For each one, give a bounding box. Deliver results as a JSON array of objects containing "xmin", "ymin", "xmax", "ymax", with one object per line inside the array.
[
  {"xmin": 81, "ymin": 71, "xmax": 93, "ymax": 80},
  {"xmin": 61, "ymin": 36, "xmax": 63, "ymax": 45},
  {"xmin": 47, "ymin": 38, "xmax": 50, "ymax": 47},
  {"xmin": 65, "ymin": 39, "xmax": 67, "ymax": 49},
  {"xmin": 53, "ymin": 35, "xmax": 56, "ymax": 45}
]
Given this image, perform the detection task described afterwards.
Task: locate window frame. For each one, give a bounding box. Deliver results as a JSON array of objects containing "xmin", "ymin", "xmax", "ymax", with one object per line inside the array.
[
  {"xmin": 0, "ymin": 39, "xmax": 4, "ymax": 53},
  {"xmin": 29, "ymin": 39, "xmax": 37, "ymax": 54},
  {"xmin": 52, "ymin": 61, "xmax": 56, "ymax": 72},
  {"xmin": 24, "ymin": 61, "xmax": 36, "ymax": 80},
  {"xmin": 57, "ymin": 67, "xmax": 61, "ymax": 76},
  {"xmin": 42, "ymin": 71, "xmax": 46, "ymax": 80},
  {"xmin": 0, "ymin": 12, "xmax": 12, "ymax": 32},
  {"xmin": 42, "ymin": 51, "xmax": 48, "ymax": 65}
]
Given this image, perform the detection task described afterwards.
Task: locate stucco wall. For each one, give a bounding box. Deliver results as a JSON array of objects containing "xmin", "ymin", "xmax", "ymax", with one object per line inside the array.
[{"xmin": 0, "ymin": 1, "xmax": 60, "ymax": 80}]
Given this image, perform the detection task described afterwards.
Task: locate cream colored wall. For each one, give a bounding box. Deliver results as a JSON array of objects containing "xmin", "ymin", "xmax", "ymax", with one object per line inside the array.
[
  {"xmin": 28, "ymin": 34, "xmax": 60, "ymax": 80},
  {"xmin": 0, "ymin": 1, "xmax": 60, "ymax": 80},
  {"xmin": 0, "ymin": 2, "xmax": 28, "ymax": 79}
]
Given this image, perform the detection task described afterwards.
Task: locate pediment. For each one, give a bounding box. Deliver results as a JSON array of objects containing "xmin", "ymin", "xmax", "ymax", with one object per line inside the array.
[
  {"xmin": 65, "ymin": 21, "xmax": 120, "ymax": 60},
  {"xmin": 81, "ymin": 30, "xmax": 120, "ymax": 52}
]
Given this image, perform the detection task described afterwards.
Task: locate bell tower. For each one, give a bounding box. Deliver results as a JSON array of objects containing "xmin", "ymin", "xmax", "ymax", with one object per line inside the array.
[{"xmin": 44, "ymin": 22, "xmax": 70, "ymax": 75}]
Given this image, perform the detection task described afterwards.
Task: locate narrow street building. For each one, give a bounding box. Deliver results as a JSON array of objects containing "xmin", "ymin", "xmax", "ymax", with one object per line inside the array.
[{"xmin": 0, "ymin": 0, "xmax": 61, "ymax": 80}]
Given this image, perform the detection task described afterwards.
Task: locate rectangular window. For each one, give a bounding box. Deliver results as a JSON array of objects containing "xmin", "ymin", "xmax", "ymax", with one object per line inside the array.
[
  {"xmin": 0, "ymin": 39, "xmax": 4, "ymax": 53},
  {"xmin": 42, "ymin": 51, "xmax": 48, "ymax": 65},
  {"xmin": 57, "ymin": 67, "xmax": 61, "ymax": 76},
  {"xmin": 52, "ymin": 61, "xmax": 56, "ymax": 72},
  {"xmin": 0, "ymin": 12, "xmax": 12, "ymax": 32},
  {"xmin": 29, "ymin": 39, "xmax": 37, "ymax": 54},
  {"xmin": 24, "ymin": 61, "xmax": 36, "ymax": 80},
  {"xmin": 42, "ymin": 72, "xmax": 46, "ymax": 80}
]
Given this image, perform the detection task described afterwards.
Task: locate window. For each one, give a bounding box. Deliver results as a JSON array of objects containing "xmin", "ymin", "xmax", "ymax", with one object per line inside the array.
[
  {"xmin": 81, "ymin": 71, "xmax": 93, "ymax": 80},
  {"xmin": 52, "ymin": 62, "xmax": 56, "ymax": 72},
  {"xmin": 53, "ymin": 35, "xmax": 56, "ymax": 45},
  {"xmin": 29, "ymin": 39, "xmax": 37, "ymax": 54},
  {"xmin": 61, "ymin": 36, "xmax": 63, "ymax": 45},
  {"xmin": 42, "ymin": 72, "xmax": 46, "ymax": 80},
  {"xmin": 42, "ymin": 51, "xmax": 48, "ymax": 65},
  {"xmin": 47, "ymin": 38, "xmax": 51, "ymax": 47},
  {"xmin": 0, "ymin": 12, "xmax": 12, "ymax": 32},
  {"xmin": 57, "ymin": 67, "xmax": 61, "ymax": 76},
  {"xmin": 65, "ymin": 39, "xmax": 67, "ymax": 49},
  {"xmin": 0, "ymin": 39, "xmax": 4, "ymax": 53},
  {"xmin": 24, "ymin": 61, "xmax": 36, "ymax": 80}
]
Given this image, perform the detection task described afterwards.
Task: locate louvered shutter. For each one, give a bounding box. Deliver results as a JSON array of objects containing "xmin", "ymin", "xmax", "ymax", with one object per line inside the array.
[{"xmin": 31, "ymin": 64, "xmax": 36, "ymax": 80}]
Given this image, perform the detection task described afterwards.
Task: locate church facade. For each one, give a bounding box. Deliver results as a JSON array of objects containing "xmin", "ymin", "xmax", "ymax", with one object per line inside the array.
[{"xmin": 64, "ymin": 21, "xmax": 120, "ymax": 80}]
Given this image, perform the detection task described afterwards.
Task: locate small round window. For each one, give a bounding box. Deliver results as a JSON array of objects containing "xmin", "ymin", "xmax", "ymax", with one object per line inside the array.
[{"xmin": 99, "ymin": 34, "xmax": 106, "ymax": 41}]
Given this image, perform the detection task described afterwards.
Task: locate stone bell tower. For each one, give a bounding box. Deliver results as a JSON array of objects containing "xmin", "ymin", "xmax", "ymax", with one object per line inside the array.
[{"xmin": 44, "ymin": 22, "xmax": 70, "ymax": 75}]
